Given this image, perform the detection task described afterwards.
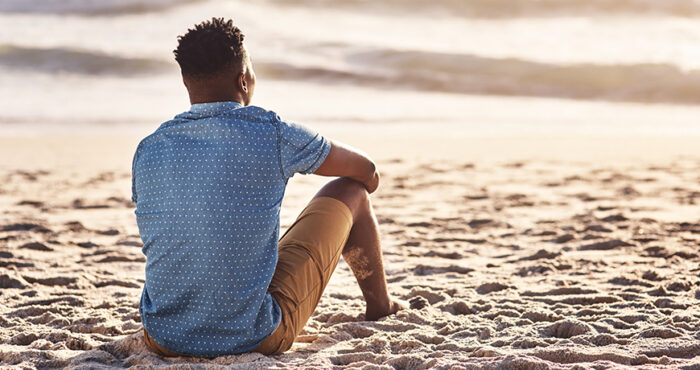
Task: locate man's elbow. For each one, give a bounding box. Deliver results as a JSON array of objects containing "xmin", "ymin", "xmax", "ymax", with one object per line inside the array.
[
  {"xmin": 365, "ymin": 160, "xmax": 377, "ymax": 179},
  {"xmin": 362, "ymin": 159, "xmax": 380, "ymax": 193}
]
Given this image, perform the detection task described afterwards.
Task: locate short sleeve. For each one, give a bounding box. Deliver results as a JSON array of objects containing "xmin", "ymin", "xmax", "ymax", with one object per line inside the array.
[{"xmin": 276, "ymin": 117, "xmax": 331, "ymax": 180}]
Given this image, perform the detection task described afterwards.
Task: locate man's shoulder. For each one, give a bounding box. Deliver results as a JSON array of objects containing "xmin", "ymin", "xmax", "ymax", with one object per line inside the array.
[
  {"xmin": 134, "ymin": 106, "xmax": 286, "ymax": 153},
  {"xmin": 163, "ymin": 105, "xmax": 283, "ymax": 129},
  {"xmin": 235, "ymin": 104, "xmax": 275, "ymax": 116},
  {"xmin": 229, "ymin": 105, "xmax": 285, "ymax": 126}
]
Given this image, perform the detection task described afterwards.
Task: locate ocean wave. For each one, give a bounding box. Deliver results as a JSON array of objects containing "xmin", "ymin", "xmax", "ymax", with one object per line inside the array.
[
  {"xmin": 271, "ymin": 0, "xmax": 700, "ymax": 17},
  {"xmin": 4, "ymin": 43, "xmax": 700, "ymax": 105},
  {"xmin": 257, "ymin": 48, "xmax": 700, "ymax": 105},
  {"xmin": 0, "ymin": 0, "xmax": 202, "ymax": 15},
  {"xmin": 0, "ymin": 45, "xmax": 172, "ymax": 75}
]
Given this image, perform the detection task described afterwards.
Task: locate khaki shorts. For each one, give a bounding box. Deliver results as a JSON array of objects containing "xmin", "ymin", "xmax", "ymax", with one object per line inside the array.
[{"xmin": 143, "ymin": 196, "xmax": 353, "ymax": 357}]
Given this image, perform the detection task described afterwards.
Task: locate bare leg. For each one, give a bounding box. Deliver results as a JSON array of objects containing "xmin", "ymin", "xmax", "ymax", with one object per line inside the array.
[{"xmin": 314, "ymin": 178, "xmax": 405, "ymax": 320}]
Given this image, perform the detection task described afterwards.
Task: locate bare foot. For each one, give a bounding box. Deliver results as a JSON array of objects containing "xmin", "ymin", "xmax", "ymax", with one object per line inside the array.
[{"xmin": 365, "ymin": 299, "xmax": 407, "ymax": 321}]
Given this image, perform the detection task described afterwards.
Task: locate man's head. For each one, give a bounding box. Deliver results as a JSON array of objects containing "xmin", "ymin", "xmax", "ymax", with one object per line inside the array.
[{"xmin": 174, "ymin": 18, "xmax": 256, "ymax": 105}]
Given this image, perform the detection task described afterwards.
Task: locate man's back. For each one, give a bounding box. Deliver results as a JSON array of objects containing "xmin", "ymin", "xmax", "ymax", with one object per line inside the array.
[{"xmin": 132, "ymin": 101, "xmax": 329, "ymax": 357}]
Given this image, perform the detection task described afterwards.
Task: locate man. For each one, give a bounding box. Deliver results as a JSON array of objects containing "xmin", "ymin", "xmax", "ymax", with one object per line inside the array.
[{"xmin": 132, "ymin": 17, "xmax": 404, "ymax": 358}]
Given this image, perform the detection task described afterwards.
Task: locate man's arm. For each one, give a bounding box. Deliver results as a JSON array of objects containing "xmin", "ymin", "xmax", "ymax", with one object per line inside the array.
[{"xmin": 313, "ymin": 140, "xmax": 379, "ymax": 193}]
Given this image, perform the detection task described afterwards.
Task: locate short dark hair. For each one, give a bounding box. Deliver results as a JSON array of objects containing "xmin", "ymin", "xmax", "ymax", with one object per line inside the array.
[{"xmin": 173, "ymin": 17, "xmax": 245, "ymax": 77}]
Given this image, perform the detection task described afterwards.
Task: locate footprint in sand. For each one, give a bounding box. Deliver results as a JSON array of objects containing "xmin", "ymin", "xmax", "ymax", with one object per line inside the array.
[
  {"xmin": 653, "ymin": 298, "xmax": 688, "ymax": 310},
  {"xmin": 2, "ymin": 223, "xmax": 52, "ymax": 233},
  {"xmin": 583, "ymin": 224, "xmax": 613, "ymax": 233},
  {"xmin": 638, "ymin": 327, "xmax": 683, "ymax": 339},
  {"xmin": 0, "ymin": 272, "xmax": 31, "ymax": 289},
  {"xmin": 94, "ymin": 254, "xmax": 145, "ymax": 263},
  {"xmin": 517, "ymin": 249, "xmax": 561, "ymax": 261},
  {"xmin": 116, "ymin": 240, "xmax": 143, "ymax": 247},
  {"xmin": 19, "ymin": 242, "xmax": 54, "ymax": 252},
  {"xmin": 550, "ymin": 234, "xmax": 575, "ymax": 244},
  {"xmin": 666, "ymin": 281, "xmax": 692, "ymax": 292},
  {"xmin": 72, "ymin": 198, "xmax": 110, "ymax": 209},
  {"xmin": 16, "ymin": 200, "xmax": 45, "ymax": 208},
  {"xmin": 476, "ymin": 282, "xmax": 509, "ymax": 294},
  {"xmin": 608, "ymin": 276, "xmax": 653, "ymax": 288},
  {"xmin": 65, "ymin": 221, "xmax": 87, "ymax": 232},
  {"xmin": 579, "ymin": 239, "xmax": 633, "ymax": 251},
  {"xmin": 11, "ymin": 333, "xmax": 41, "ymax": 346},
  {"xmin": 406, "ymin": 221, "xmax": 432, "ymax": 228},
  {"xmin": 432, "ymin": 237, "xmax": 486, "ymax": 245},
  {"xmin": 409, "ymin": 296, "xmax": 429, "ymax": 309},
  {"xmin": 617, "ymin": 186, "xmax": 641, "ymax": 197},
  {"xmin": 468, "ymin": 219, "xmax": 499, "ymax": 229},
  {"xmin": 542, "ymin": 319, "xmax": 592, "ymax": 338},
  {"xmin": 10, "ymin": 170, "xmax": 50, "ymax": 182},
  {"xmin": 676, "ymin": 222, "xmax": 700, "ymax": 233},
  {"xmin": 93, "ymin": 279, "xmax": 140, "ymax": 289},
  {"xmin": 0, "ymin": 235, "xmax": 18, "ymax": 242},
  {"xmin": 436, "ymin": 300, "xmax": 473, "ymax": 315},
  {"xmin": 600, "ymin": 214, "xmax": 629, "ymax": 223},
  {"xmin": 413, "ymin": 264, "xmax": 474, "ymax": 276},
  {"xmin": 521, "ymin": 310, "xmax": 562, "ymax": 323},
  {"xmin": 573, "ymin": 193, "xmax": 598, "ymax": 202},
  {"xmin": 22, "ymin": 275, "xmax": 78, "ymax": 287},
  {"xmin": 641, "ymin": 246, "xmax": 668, "ymax": 257},
  {"xmin": 96, "ymin": 229, "xmax": 120, "ymax": 236},
  {"xmin": 405, "ymin": 287, "xmax": 449, "ymax": 305},
  {"xmin": 641, "ymin": 270, "xmax": 664, "ymax": 282},
  {"xmin": 515, "ymin": 264, "xmax": 553, "ymax": 277},
  {"xmin": 504, "ymin": 193, "xmax": 535, "ymax": 207},
  {"xmin": 0, "ymin": 258, "xmax": 35, "ymax": 268},
  {"xmin": 76, "ymin": 241, "xmax": 99, "ymax": 248},
  {"xmin": 106, "ymin": 196, "xmax": 134, "ymax": 208},
  {"xmin": 82, "ymin": 171, "xmax": 115, "ymax": 186},
  {"xmin": 464, "ymin": 194, "xmax": 489, "ymax": 201},
  {"xmin": 424, "ymin": 251, "xmax": 462, "ymax": 259},
  {"xmin": 333, "ymin": 323, "xmax": 378, "ymax": 341},
  {"xmin": 13, "ymin": 296, "xmax": 86, "ymax": 309}
]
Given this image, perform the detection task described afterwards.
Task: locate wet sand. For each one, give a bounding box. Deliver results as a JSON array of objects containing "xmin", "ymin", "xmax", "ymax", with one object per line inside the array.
[{"xmin": 0, "ymin": 134, "xmax": 699, "ymax": 369}]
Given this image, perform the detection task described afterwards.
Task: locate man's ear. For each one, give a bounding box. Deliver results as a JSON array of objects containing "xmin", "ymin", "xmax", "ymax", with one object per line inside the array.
[{"xmin": 238, "ymin": 73, "xmax": 248, "ymax": 93}]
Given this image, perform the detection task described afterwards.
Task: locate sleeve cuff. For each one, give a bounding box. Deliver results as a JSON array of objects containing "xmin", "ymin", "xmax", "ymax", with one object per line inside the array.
[{"xmin": 301, "ymin": 137, "xmax": 331, "ymax": 174}]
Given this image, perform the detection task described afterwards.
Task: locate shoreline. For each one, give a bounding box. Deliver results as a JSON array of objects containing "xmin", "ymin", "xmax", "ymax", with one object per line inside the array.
[{"xmin": 1, "ymin": 132, "xmax": 699, "ymax": 169}]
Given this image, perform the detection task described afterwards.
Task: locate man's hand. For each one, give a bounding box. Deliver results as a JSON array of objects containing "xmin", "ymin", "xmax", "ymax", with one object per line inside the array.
[{"xmin": 314, "ymin": 140, "xmax": 380, "ymax": 193}]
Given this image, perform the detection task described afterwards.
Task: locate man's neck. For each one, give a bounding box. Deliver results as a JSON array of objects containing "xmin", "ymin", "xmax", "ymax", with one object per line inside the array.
[{"xmin": 189, "ymin": 93, "xmax": 244, "ymax": 106}]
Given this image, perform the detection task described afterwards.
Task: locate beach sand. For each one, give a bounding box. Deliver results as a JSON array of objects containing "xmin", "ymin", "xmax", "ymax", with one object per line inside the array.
[{"xmin": 1, "ymin": 133, "xmax": 699, "ymax": 369}]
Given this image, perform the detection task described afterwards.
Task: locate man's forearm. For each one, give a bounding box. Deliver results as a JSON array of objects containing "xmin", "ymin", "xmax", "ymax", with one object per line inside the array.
[{"xmin": 314, "ymin": 141, "xmax": 380, "ymax": 193}]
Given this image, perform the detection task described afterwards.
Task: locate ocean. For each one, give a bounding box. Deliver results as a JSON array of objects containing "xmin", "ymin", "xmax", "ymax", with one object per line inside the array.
[{"xmin": 1, "ymin": 0, "xmax": 700, "ymax": 135}]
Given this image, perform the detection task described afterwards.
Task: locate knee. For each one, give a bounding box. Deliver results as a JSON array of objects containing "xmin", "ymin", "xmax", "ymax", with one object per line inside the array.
[
  {"xmin": 334, "ymin": 177, "xmax": 368, "ymax": 198},
  {"xmin": 315, "ymin": 178, "xmax": 369, "ymax": 218}
]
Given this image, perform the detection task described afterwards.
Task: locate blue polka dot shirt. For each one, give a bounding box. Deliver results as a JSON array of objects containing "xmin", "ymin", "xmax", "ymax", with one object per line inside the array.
[{"xmin": 131, "ymin": 101, "xmax": 331, "ymax": 357}]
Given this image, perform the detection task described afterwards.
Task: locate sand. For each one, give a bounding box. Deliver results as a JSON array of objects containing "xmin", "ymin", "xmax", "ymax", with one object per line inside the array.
[{"xmin": 0, "ymin": 134, "xmax": 699, "ymax": 369}]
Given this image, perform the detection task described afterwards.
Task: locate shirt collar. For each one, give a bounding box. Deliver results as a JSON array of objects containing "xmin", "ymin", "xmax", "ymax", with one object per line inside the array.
[{"xmin": 189, "ymin": 101, "xmax": 243, "ymax": 115}]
